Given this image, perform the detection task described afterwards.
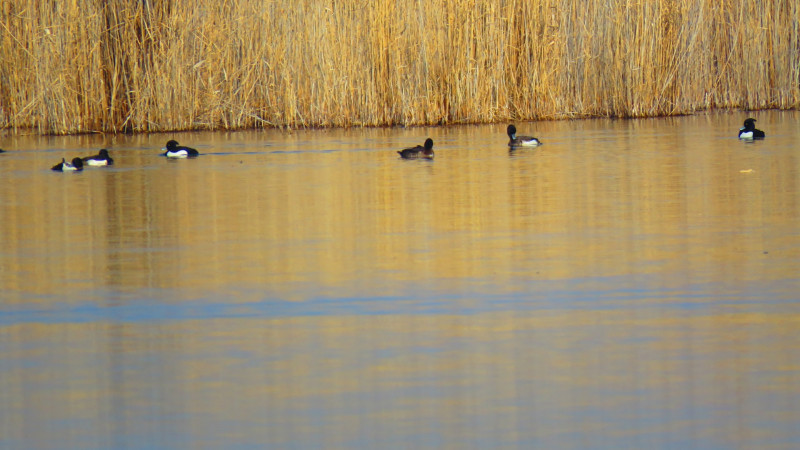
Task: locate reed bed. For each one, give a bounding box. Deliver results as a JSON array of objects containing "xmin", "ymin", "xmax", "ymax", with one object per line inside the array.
[{"xmin": 1, "ymin": 0, "xmax": 799, "ymax": 134}]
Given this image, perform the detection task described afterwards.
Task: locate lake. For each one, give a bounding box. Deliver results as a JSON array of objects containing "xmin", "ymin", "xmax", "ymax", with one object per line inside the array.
[{"xmin": 1, "ymin": 111, "xmax": 799, "ymax": 448}]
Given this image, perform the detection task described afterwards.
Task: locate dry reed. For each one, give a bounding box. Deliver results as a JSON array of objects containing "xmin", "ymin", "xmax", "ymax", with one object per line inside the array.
[{"xmin": 1, "ymin": 0, "xmax": 798, "ymax": 134}]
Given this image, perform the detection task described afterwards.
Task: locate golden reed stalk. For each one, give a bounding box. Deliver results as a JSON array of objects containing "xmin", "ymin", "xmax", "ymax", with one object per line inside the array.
[{"xmin": 1, "ymin": 0, "xmax": 798, "ymax": 134}]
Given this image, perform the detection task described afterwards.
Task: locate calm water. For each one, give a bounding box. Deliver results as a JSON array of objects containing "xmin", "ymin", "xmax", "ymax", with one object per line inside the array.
[{"xmin": 1, "ymin": 111, "xmax": 799, "ymax": 448}]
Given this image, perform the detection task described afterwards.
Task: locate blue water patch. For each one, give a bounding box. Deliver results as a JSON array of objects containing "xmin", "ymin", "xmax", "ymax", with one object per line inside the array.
[{"xmin": 1, "ymin": 275, "xmax": 797, "ymax": 326}]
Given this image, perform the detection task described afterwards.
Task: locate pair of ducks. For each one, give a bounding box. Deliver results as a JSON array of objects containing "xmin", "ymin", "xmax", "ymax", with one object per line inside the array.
[
  {"xmin": 397, "ymin": 124, "xmax": 541, "ymax": 159},
  {"xmin": 51, "ymin": 149, "xmax": 114, "ymax": 172},
  {"xmin": 51, "ymin": 140, "xmax": 198, "ymax": 171},
  {"xmin": 509, "ymin": 118, "xmax": 764, "ymax": 142},
  {"xmin": 507, "ymin": 119, "xmax": 763, "ymax": 144}
]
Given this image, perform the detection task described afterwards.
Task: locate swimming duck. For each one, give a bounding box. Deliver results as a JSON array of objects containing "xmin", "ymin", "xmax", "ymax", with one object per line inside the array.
[
  {"xmin": 738, "ymin": 118, "xmax": 765, "ymax": 140},
  {"xmin": 398, "ymin": 138, "xmax": 434, "ymax": 159},
  {"xmin": 82, "ymin": 149, "xmax": 114, "ymax": 166},
  {"xmin": 163, "ymin": 140, "xmax": 199, "ymax": 158},
  {"xmin": 507, "ymin": 124, "xmax": 541, "ymax": 147},
  {"xmin": 51, "ymin": 157, "xmax": 84, "ymax": 172}
]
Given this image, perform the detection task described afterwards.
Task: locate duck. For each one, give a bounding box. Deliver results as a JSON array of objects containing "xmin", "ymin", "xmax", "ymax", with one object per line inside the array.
[
  {"xmin": 82, "ymin": 148, "xmax": 114, "ymax": 166},
  {"xmin": 738, "ymin": 118, "xmax": 765, "ymax": 140},
  {"xmin": 398, "ymin": 138, "xmax": 434, "ymax": 159},
  {"xmin": 163, "ymin": 140, "xmax": 199, "ymax": 158},
  {"xmin": 507, "ymin": 124, "xmax": 541, "ymax": 147},
  {"xmin": 51, "ymin": 157, "xmax": 84, "ymax": 172}
]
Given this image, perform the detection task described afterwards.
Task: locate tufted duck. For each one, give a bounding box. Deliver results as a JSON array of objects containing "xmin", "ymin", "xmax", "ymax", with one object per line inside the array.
[
  {"xmin": 52, "ymin": 157, "xmax": 84, "ymax": 172},
  {"xmin": 163, "ymin": 140, "xmax": 199, "ymax": 158},
  {"xmin": 82, "ymin": 149, "xmax": 114, "ymax": 166},
  {"xmin": 738, "ymin": 118, "xmax": 765, "ymax": 140},
  {"xmin": 507, "ymin": 124, "xmax": 541, "ymax": 147},
  {"xmin": 398, "ymin": 138, "xmax": 434, "ymax": 159}
]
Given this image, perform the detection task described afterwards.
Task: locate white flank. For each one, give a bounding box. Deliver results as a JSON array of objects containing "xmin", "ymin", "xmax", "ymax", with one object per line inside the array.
[
  {"xmin": 166, "ymin": 150, "xmax": 188, "ymax": 158},
  {"xmin": 517, "ymin": 139, "xmax": 541, "ymax": 147}
]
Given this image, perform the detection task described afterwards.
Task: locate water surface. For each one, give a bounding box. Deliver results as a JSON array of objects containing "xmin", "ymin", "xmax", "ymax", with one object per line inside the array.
[{"xmin": 1, "ymin": 111, "xmax": 799, "ymax": 448}]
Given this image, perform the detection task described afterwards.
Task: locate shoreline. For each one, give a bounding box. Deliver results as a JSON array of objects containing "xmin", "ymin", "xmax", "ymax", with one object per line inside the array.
[{"xmin": 0, "ymin": 108, "xmax": 792, "ymax": 138}]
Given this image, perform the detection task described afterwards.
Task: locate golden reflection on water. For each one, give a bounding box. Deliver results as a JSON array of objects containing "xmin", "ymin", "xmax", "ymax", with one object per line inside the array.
[
  {"xmin": 1, "ymin": 111, "xmax": 799, "ymax": 447},
  {"xmin": 2, "ymin": 115, "xmax": 798, "ymax": 299}
]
